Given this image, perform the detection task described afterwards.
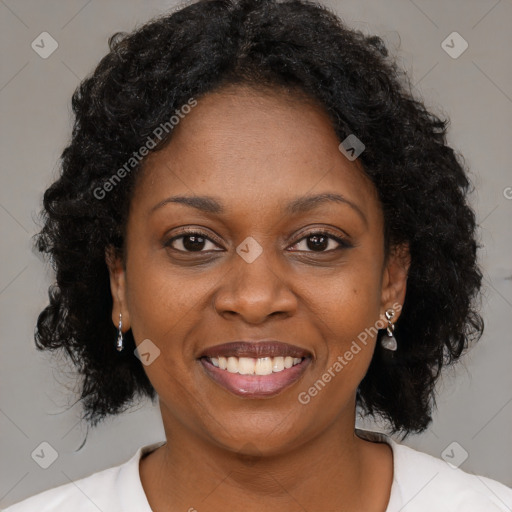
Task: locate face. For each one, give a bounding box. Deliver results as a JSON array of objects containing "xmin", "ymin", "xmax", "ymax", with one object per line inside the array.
[{"xmin": 108, "ymin": 85, "xmax": 409, "ymax": 456}]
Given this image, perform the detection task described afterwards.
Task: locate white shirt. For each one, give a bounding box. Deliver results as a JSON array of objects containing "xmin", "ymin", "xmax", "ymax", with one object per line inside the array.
[{"xmin": 3, "ymin": 429, "xmax": 511, "ymax": 511}]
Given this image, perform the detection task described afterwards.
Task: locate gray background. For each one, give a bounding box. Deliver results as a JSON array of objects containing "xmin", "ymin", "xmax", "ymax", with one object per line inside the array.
[{"xmin": 1, "ymin": 0, "xmax": 511, "ymax": 507}]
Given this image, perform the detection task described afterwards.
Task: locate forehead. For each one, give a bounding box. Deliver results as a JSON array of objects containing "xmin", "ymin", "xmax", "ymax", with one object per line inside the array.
[{"xmin": 131, "ymin": 85, "xmax": 381, "ymax": 223}]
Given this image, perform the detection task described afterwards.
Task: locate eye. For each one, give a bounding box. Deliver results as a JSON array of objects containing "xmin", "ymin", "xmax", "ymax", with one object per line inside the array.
[
  {"xmin": 165, "ymin": 230, "xmax": 223, "ymax": 253},
  {"xmin": 165, "ymin": 228, "xmax": 351, "ymax": 254},
  {"xmin": 288, "ymin": 230, "xmax": 351, "ymax": 252}
]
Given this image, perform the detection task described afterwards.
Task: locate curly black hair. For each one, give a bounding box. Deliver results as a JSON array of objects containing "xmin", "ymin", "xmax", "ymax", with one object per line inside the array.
[{"xmin": 34, "ymin": 0, "xmax": 483, "ymax": 436}]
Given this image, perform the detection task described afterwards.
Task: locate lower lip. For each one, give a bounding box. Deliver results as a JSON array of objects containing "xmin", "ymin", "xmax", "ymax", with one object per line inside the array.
[{"xmin": 199, "ymin": 357, "xmax": 312, "ymax": 398}]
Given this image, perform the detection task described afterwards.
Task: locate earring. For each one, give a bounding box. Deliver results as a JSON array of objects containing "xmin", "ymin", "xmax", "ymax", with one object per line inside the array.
[
  {"xmin": 116, "ymin": 313, "xmax": 124, "ymax": 352},
  {"xmin": 381, "ymin": 308, "xmax": 397, "ymax": 351}
]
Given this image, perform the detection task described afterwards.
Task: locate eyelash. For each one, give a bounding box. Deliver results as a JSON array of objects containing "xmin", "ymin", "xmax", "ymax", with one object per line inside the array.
[{"xmin": 164, "ymin": 228, "xmax": 351, "ymax": 253}]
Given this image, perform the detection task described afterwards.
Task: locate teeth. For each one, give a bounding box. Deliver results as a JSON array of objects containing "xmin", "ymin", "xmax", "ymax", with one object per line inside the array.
[
  {"xmin": 227, "ymin": 356, "xmax": 238, "ymax": 373},
  {"xmin": 208, "ymin": 356, "xmax": 304, "ymax": 375},
  {"xmin": 239, "ymin": 356, "xmax": 256, "ymax": 375},
  {"xmin": 255, "ymin": 357, "xmax": 273, "ymax": 375},
  {"xmin": 272, "ymin": 356, "xmax": 284, "ymax": 372}
]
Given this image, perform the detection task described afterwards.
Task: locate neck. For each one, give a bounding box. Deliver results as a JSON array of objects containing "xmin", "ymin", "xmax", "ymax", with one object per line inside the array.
[{"xmin": 140, "ymin": 403, "xmax": 393, "ymax": 512}]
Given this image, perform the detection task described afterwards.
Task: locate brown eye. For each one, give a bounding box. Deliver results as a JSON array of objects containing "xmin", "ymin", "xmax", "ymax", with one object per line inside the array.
[
  {"xmin": 289, "ymin": 231, "xmax": 351, "ymax": 252},
  {"xmin": 165, "ymin": 231, "xmax": 222, "ymax": 252}
]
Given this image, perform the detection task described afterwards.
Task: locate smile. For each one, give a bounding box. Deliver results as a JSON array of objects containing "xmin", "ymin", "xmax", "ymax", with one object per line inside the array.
[
  {"xmin": 199, "ymin": 356, "xmax": 312, "ymax": 398},
  {"xmin": 208, "ymin": 355, "xmax": 303, "ymax": 374}
]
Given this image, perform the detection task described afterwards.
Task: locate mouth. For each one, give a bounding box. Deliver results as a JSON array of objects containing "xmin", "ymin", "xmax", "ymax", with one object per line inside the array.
[{"xmin": 198, "ymin": 341, "xmax": 313, "ymax": 398}]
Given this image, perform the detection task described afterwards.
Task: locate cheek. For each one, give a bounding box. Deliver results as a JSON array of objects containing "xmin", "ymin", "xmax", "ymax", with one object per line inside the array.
[
  {"xmin": 124, "ymin": 235, "xmax": 206, "ymax": 334},
  {"xmin": 318, "ymin": 252, "xmax": 383, "ymax": 335},
  {"xmin": 307, "ymin": 249, "xmax": 384, "ymax": 385},
  {"xmin": 123, "ymin": 258, "xmax": 205, "ymax": 414},
  {"xmin": 123, "ymin": 244, "xmax": 224, "ymax": 395},
  {"xmin": 123, "ymin": 245, "xmax": 193, "ymax": 360}
]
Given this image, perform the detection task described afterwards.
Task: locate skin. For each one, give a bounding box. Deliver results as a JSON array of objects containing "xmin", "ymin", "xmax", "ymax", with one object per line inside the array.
[{"xmin": 107, "ymin": 84, "xmax": 410, "ymax": 512}]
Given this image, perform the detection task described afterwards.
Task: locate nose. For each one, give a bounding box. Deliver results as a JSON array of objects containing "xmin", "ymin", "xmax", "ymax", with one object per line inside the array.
[{"xmin": 213, "ymin": 243, "xmax": 298, "ymax": 324}]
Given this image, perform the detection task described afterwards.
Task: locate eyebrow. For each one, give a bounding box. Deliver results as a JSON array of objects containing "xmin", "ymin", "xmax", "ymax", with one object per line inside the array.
[{"xmin": 150, "ymin": 192, "xmax": 367, "ymax": 224}]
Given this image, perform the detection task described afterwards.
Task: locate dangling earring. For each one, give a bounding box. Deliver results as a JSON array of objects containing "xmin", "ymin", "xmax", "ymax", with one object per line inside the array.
[
  {"xmin": 116, "ymin": 313, "xmax": 124, "ymax": 352},
  {"xmin": 381, "ymin": 308, "xmax": 397, "ymax": 351}
]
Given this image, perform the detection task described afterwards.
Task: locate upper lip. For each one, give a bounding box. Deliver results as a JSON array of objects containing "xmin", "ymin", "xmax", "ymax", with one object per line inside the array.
[{"xmin": 199, "ymin": 341, "xmax": 313, "ymax": 359}]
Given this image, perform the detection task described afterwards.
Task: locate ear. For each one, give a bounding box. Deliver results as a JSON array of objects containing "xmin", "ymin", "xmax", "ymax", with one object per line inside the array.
[
  {"xmin": 105, "ymin": 245, "xmax": 131, "ymax": 332},
  {"xmin": 380, "ymin": 243, "xmax": 410, "ymax": 321}
]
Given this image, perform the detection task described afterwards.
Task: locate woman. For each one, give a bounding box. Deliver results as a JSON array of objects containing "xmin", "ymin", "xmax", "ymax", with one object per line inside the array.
[{"xmin": 4, "ymin": 0, "xmax": 511, "ymax": 510}]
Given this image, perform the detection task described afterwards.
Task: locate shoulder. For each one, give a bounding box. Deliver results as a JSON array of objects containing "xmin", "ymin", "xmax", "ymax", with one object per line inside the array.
[
  {"xmin": 2, "ymin": 442, "xmax": 164, "ymax": 512},
  {"xmin": 2, "ymin": 464, "xmax": 123, "ymax": 512},
  {"xmin": 390, "ymin": 437, "xmax": 512, "ymax": 511},
  {"xmin": 356, "ymin": 429, "xmax": 512, "ymax": 512}
]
